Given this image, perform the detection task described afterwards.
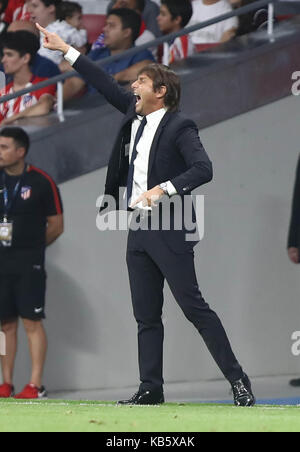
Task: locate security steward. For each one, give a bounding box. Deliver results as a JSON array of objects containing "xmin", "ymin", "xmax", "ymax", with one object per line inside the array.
[{"xmin": 0, "ymin": 127, "xmax": 63, "ymax": 399}]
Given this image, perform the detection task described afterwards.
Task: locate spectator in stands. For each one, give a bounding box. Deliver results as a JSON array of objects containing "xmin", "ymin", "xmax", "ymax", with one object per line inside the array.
[
  {"xmin": 288, "ymin": 155, "xmax": 300, "ymax": 387},
  {"xmin": 190, "ymin": 0, "xmax": 238, "ymax": 46},
  {"xmin": 1, "ymin": 0, "xmax": 30, "ymax": 37},
  {"xmin": 229, "ymin": 0, "xmax": 270, "ymax": 36},
  {"xmin": 62, "ymin": 8, "xmax": 155, "ymax": 101},
  {"xmin": 56, "ymin": 1, "xmax": 88, "ymax": 53},
  {"xmin": 2, "ymin": 0, "xmax": 24, "ymax": 24},
  {"xmin": 0, "ymin": 31, "xmax": 56, "ymax": 125},
  {"xmin": 28, "ymin": 0, "xmax": 87, "ymax": 65},
  {"xmin": 10, "ymin": 0, "xmax": 30, "ymax": 21},
  {"xmin": 0, "ymin": 21, "xmax": 61, "ymax": 79},
  {"xmin": 157, "ymin": 0, "xmax": 195, "ymax": 66},
  {"xmin": 108, "ymin": 0, "xmax": 161, "ymax": 37},
  {"xmin": 92, "ymin": 0, "xmax": 155, "ymax": 52}
]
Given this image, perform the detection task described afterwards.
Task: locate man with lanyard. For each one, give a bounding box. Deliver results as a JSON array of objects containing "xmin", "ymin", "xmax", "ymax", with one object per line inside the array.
[{"xmin": 0, "ymin": 127, "xmax": 63, "ymax": 399}]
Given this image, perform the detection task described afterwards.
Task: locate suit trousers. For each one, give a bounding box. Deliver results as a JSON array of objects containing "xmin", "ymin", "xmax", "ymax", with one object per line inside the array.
[{"xmin": 126, "ymin": 215, "xmax": 244, "ymax": 392}]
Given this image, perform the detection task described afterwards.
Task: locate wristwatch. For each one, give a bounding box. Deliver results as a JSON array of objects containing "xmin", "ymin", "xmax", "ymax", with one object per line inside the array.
[{"xmin": 159, "ymin": 182, "xmax": 169, "ymax": 196}]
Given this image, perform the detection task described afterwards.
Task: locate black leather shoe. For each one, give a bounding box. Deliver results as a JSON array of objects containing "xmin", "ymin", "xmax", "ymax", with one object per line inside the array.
[
  {"xmin": 290, "ymin": 378, "xmax": 300, "ymax": 387},
  {"xmin": 118, "ymin": 389, "xmax": 165, "ymax": 405},
  {"xmin": 232, "ymin": 375, "xmax": 256, "ymax": 407}
]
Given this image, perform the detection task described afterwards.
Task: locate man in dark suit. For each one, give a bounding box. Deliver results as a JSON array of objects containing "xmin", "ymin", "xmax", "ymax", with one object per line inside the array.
[
  {"xmin": 288, "ymin": 155, "xmax": 300, "ymax": 387},
  {"xmin": 36, "ymin": 23, "xmax": 255, "ymax": 407}
]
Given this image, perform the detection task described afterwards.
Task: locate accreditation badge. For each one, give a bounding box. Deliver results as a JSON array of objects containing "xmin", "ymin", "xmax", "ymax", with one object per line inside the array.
[{"xmin": 0, "ymin": 221, "xmax": 13, "ymax": 247}]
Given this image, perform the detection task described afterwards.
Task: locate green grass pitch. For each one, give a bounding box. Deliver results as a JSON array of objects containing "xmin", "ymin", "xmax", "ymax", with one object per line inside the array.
[{"xmin": 0, "ymin": 399, "xmax": 299, "ymax": 432}]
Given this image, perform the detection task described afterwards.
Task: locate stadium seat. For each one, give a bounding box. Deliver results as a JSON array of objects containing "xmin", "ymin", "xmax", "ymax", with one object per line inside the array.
[{"xmin": 82, "ymin": 14, "xmax": 107, "ymax": 44}]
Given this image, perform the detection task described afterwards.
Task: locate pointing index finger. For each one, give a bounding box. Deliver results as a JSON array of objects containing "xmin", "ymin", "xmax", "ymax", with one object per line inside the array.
[
  {"xmin": 130, "ymin": 195, "xmax": 143, "ymax": 208},
  {"xmin": 36, "ymin": 23, "xmax": 48, "ymax": 35}
]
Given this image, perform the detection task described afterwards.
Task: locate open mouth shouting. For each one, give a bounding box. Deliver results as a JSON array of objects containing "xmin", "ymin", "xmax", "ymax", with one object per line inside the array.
[{"xmin": 135, "ymin": 94, "xmax": 141, "ymax": 108}]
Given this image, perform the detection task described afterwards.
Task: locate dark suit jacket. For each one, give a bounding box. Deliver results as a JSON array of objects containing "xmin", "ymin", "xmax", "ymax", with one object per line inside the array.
[
  {"xmin": 74, "ymin": 55, "xmax": 213, "ymax": 252},
  {"xmin": 288, "ymin": 155, "xmax": 300, "ymax": 252}
]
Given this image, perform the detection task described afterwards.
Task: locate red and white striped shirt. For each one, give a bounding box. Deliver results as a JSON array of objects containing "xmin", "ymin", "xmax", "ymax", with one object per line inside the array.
[
  {"xmin": 12, "ymin": 2, "xmax": 30, "ymax": 21},
  {"xmin": 0, "ymin": 76, "xmax": 56, "ymax": 123},
  {"xmin": 160, "ymin": 35, "xmax": 195, "ymax": 66},
  {"xmin": 3, "ymin": 0, "xmax": 25, "ymax": 24}
]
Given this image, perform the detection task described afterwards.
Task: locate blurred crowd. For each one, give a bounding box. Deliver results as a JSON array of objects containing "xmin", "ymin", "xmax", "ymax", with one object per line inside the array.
[{"xmin": 0, "ymin": 0, "xmax": 286, "ymax": 124}]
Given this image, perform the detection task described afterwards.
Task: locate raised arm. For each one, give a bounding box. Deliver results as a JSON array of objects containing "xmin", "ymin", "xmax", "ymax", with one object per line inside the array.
[{"xmin": 36, "ymin": 23, "xmax": 135, "ymax": 114}]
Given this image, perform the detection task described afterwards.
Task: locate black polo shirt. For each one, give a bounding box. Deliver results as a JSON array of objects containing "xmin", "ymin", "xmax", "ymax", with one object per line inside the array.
[{"xmin": 0, "ymin": 164, "xmax": 63, "ymax": 273}]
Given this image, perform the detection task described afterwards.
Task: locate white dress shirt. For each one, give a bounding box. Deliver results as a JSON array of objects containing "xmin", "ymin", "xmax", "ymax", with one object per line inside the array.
[
  {"xmin": 64, "ymin": 47, "xmax": 177, "ymax": 210},
  {"xmin": 190, "ymin": 0, "xmax": 238, "ymax": 44},
  {"xmin": 129, "ymin": 109, "xmax": 177, "ymax": 210}
]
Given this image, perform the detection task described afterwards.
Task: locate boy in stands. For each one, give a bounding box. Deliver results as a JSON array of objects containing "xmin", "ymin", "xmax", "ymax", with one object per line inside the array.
[
  {"xmin": 0, "ymin": 31, "xmax": 56, "ymax": 125},
  {"xmin": 4, "ymin": 21, "xmax": 61, "ymax": 79},
  {"xmin": 157, "ymin": 0, "xmax": 195, "ymax": 66}
]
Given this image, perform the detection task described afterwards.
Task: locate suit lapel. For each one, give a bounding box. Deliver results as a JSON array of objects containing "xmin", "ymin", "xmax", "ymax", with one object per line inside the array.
[
  {"xmin": 106, "ymin": 102, "xmax": 136, "ymax": 190},
  {"xmin": 147, "ymin": 111, "xmax": 172, "ymax": 184},
  {"xmin": 121, "ymin": 99, "xmax": 137, "ymax": 127}
]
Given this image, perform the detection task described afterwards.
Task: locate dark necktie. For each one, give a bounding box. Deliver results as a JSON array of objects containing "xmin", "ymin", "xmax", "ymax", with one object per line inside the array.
[{"xmin": 126, "ymin": 116, "xmax": 147, "ymax": 208}]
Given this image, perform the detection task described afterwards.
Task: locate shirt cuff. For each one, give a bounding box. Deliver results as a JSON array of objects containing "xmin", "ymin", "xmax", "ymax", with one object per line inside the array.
[
  {"xmin": 64, "ymin": 47, "xmax": 81, "ymax": 66},
  {"xmin": 165, "ymin": 181, "xmax": 177, "ymax": 196}
]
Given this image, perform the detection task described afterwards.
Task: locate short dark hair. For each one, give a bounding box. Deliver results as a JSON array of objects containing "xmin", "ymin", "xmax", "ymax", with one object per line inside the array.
[
  {"xmin": 161, "ymin": 0, "xmax": 193, "ymax": 28},
  {"xmin": 1, "ymin": 31, "xmax": 40, "ymax": 65},
  {"xmin": 0, "ymin": 128, "xmax": 30, "ymax": 155},
  {"xmin": 57, "ymin": 0, "xmax": 82, "ymax": 21},
  {"xmin": 39, "ymin": 0, "xmax": 62, "ymax": 8},
  {"xmin": 111, "ymin": 0, "xmax": 145, "ymax": 13},
  {"xmin": 138, "ymin": 63, "xmax": 181, "ymax": 112},
  {"xmin": 108, "ymin": 8, "xmax": 142, "ymax": 43},
  {"xmin": 135, "ymin": 0, "xmax": 145, "ymax": 13}
]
